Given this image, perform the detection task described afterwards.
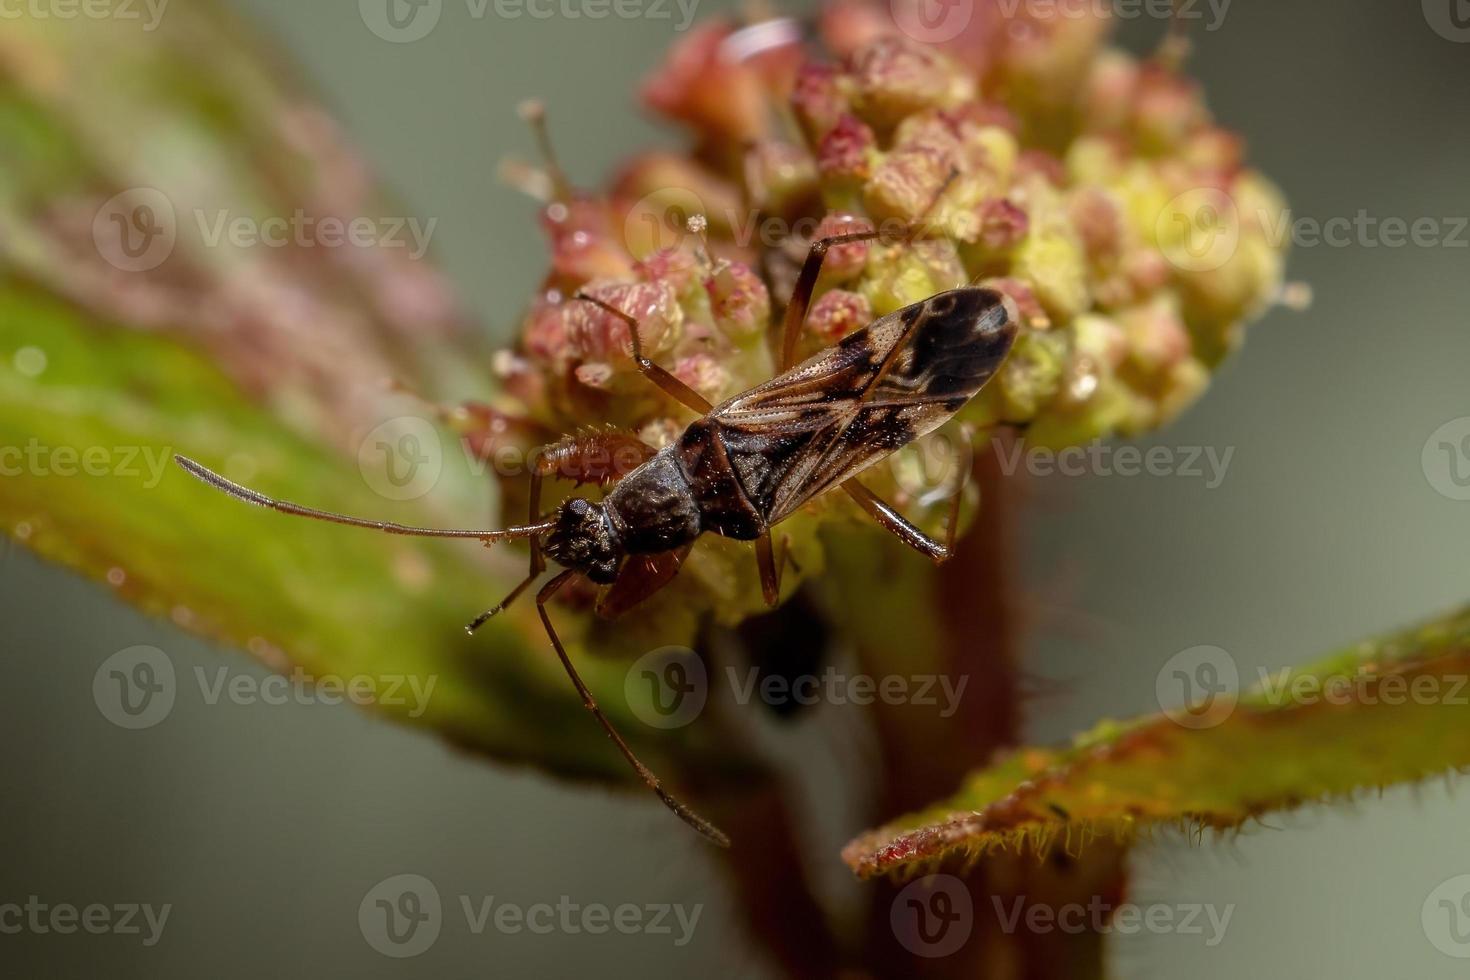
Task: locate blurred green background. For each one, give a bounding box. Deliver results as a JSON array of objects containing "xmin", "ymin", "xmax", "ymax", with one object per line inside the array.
[{"xmin": 3, "ymin": 0, "xmax": 1469, "ymax": 976}]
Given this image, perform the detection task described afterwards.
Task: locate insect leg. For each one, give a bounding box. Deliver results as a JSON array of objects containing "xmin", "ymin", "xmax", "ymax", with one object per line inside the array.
[
  {"xmin": 573, "ymin": 294, "xmax": 712, "ymax": 414},
  {"xmin": 755, "ymin": 532, "xmax": 781, "ymax": 606},
  {"xmin": 465, "ymin": 470, "xmax": 551, "ymax": 633},
  {"xmin": 842, "ymin": 422, "xmax": 975, "ymax": 561},
  {"xmin": 535, "ymin": 569, "xmax": 731, "ymax": 847},
  {"xmin": 778, "ymin": 230, "xmax": 887, "ymax": 372},
  {"xmin": 842, "ymin": 481, "xmax": 952, "ymax": 562},
  {"xmin": 778, "ymin": 176, "xmax": 959, "ymax": 375}
]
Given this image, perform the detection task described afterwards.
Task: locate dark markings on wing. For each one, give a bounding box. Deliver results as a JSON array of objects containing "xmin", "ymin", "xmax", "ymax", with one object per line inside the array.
[{"xmin": 707, "ymin": 287, "xmax": 1016, "ymax": 524}]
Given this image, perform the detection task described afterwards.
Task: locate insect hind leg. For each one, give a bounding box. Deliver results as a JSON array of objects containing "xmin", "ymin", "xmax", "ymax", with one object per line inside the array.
[{"xmin": 841, "ymin": 423, "xmax": 976, "ymax": 563}]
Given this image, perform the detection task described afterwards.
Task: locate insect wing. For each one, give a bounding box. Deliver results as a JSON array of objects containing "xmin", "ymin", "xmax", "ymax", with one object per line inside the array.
[{"xmin": 709, "ymin": 288, "xmax": 1015, "ymax": 522}]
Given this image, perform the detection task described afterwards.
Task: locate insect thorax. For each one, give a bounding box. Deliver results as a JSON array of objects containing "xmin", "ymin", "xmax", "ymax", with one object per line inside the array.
[{"xmin": 602, "ymin": 447, "xmax": 707, "ymax": 554}]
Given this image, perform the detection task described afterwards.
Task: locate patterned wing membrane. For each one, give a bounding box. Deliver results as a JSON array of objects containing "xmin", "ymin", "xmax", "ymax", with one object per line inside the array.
[{"xmin": 708, "ymin": 288, "xmax": 1016, "ymax": 524}]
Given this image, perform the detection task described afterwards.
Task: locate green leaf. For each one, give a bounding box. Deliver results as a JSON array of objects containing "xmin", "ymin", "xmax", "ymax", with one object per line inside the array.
[
  {"xmin": 0, "ymin": 5, "xmax": 757, "ymax": 790},
  {"xmin": 0, "ymin": 278, "xmax": 754, "ymax": 783},
  {"xmin": 843, "ymin": 604, "xmax": 1470, "ymax": 878}
]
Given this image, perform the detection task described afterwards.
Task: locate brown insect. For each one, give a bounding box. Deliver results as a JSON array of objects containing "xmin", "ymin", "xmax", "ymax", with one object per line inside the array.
[{"xmin": 176, "ymin": 227, "xmax": 1017, "ymax": 847}]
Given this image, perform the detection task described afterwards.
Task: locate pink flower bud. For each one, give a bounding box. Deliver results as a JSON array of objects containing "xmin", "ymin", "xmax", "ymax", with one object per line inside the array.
[
  {"xmin": 674, "ymin": 352, "xmax": 730, "ymax": 402},
  {"xmin": 539, "ymin": 198, "xmax": 633, "ymax": 287},
  {"xmin": 1067, "ymin": 188, "xmax": 1122, "ymax": 263},
  {"xmin": 747, "ymin": 140, "xmax": 818, "ymax": 215},
  {"xmin": 977, "ymin": 198, "xmax": 1029, "ymax": 253},
  {"xmin": 850, "ymin": 37, "xmax": 961, "ymax": 131},
  {"xmin": 563, "ymin": 280, "xmax": 681, "ymax": 362},
  {"xmin": 807, "ymin": 289, "xmax": 873, "ymax": 343},
  {"xmin": 705, "ymin": 260, "xmax": 771, "ymax": 340},
  {"xmin": 864, "ymin": 115, "xmax": 960, "ymax": 222},
  {"xmin": 818, "ymin": 113, "xmax": 878, "ymax": 186},
  {"xmin": 640, "ymin": 20, "xmax": 768, "ymax": 146},
  {"xmin": 1132, "ymin": 66, "xmax": 1209, "ymax": 154},
  {"xmin": 791, "ymin": 62, "xmax": 849, "ymax": 142},
  {"xmin": 813, "ymin": 211, "xmax": 875, "ymax": 282}
]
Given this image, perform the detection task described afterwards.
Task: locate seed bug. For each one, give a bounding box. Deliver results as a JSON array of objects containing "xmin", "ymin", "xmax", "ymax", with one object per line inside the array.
[{"xmin": 176, "ymin": 227, "xmax": 1017, "ymax": 847}]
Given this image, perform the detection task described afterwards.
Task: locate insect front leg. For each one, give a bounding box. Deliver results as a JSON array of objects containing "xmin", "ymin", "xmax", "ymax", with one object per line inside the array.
[
  {"xmin": 573, "ymin": 294, "xmax": 712, "ymax": 414},
  {"xmin": 467, "ymin": 468, "xmax": 549, "ymax": 633},
  {"xmin": 535, "ymin": 569, "xmax": 730, "ymax": 847},
  {"xmin": 466, "ymin": 428, "xmax": 656, "ymax": 633},
  {"xmin": 778, "ymin": 230, "xmax": 887, "ymax": 372},
  {"xmin": 778, "ymin": 171, "xmax": 959, "ymax": 372}
]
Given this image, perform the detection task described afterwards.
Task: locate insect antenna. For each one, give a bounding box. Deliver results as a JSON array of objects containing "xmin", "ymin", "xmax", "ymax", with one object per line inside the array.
[{"xmin": 174, "ymin": 456, "xmax": 553, "ymax": 542}]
